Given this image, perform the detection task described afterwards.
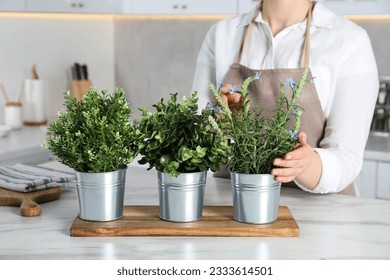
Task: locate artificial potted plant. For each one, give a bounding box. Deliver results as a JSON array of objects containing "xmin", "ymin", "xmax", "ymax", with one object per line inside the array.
[
  {"xmin": 43, "ymin": 88, "xmax": 138, "ymax": 221},
  {"xmin": 210, "ymin": 69, "xmax": 309, "ymax": 224},
  {"xmin": 135, "ymin": 92, "xmax": 231, "ymax": 222}
]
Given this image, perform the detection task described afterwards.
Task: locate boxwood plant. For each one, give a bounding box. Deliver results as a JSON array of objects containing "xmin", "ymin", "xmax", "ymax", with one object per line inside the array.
[
  {"xmin": 43, "ymin": 88, "xmax": 138, "ymax": 173},
  {"xmin": 135, "ymin": 92, "xmax": 232, "ymax": 177}
]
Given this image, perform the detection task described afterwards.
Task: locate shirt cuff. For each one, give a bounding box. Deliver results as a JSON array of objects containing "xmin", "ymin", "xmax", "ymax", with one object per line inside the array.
[{"xmin": 295, "ymin": 148, "xmax": 341, "ymax": 194}]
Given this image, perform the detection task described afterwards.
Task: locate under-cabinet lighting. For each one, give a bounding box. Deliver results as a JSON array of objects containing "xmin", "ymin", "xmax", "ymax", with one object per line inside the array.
[
  {"xmin": 347, "ymin": 15, "xmax": 390, "ymax": 21},
  {"xmin": 1, "ymin": 12, "xmax": 390, "ymax": 22},
  {"xmin": 0, "ymin": 12, "xmax": 231, "ymax": 21},
  {"xmin": 114, "ymin": 14, "xmax": 229, "ymax": 20},
  {"xmin": 0, "ymin": 12, "xmax": 114, "ymax": 20}
]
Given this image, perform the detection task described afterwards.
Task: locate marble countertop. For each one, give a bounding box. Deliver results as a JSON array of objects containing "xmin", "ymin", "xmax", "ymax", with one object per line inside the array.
[
  {"xmin": 0, "ymin": 161, "xmax": 389, "ymax": 260},
  {"xmin": 365, "ymin": 134, "xmax": 390, "ymax": 161},
  {"xmin": 0, "ymin": 125, "xmax": 52, "ymax": 164}
]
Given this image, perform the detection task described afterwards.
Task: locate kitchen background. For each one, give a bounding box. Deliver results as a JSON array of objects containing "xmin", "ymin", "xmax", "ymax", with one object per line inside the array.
[
  {"xmin": 1, "ymin": 0, "xmax": 390, "ymax": 120},
  {"xmin": 1, "ymin": 0, "xmax": 390, "ymax": 199}
]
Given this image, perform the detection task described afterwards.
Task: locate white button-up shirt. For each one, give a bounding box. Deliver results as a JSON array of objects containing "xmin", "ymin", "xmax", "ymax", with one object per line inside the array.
[{"xmin": 192, "ymin": 1, "xmax": 379, "ymax": 193}]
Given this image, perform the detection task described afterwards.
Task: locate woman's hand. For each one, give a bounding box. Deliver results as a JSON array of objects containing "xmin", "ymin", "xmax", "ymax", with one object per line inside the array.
[
  {"xmin": 220, "ymin": 84, "xmax": 244, "ymax": 111},
  {"xmin": 271, "ymin": 132, "xmax": 322, "ymax": 189}
]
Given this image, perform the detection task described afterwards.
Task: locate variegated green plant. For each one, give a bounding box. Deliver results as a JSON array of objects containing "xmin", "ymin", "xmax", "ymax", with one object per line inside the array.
[
  {"xmin": 135, "ymin": 92, "xmax": 232, "ymax": 177},
  {"xmin": 210, "ymin": 69, "xmax": 309, "ymax": 174}
]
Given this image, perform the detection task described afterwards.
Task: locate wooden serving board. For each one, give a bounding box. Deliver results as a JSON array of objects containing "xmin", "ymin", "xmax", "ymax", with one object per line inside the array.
[
  {"xmin": 0, "ymin": 187, "xmax": 61, "ymax": 217},
  {"xmin": 70, "ymin": 206, "xmax": 299, "ymax": 237}
]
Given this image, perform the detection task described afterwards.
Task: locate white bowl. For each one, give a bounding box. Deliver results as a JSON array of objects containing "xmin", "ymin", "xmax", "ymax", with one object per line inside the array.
[{"xmin": 0, "ymin": 125, "xmax": 11, "ymax": 138}]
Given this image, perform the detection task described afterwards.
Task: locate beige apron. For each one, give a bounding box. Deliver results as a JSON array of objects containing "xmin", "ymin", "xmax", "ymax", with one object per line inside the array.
[
  {"xmin": 223, "ymin": 1, "xmax": 325, "ymax": 148},
  {"xmin": 216, "ymin": 2, "xmax": 355, "ymax": 195},
  {"xmin": 216, "ymin": 2, "xmax": 340, "ymax": 190}
]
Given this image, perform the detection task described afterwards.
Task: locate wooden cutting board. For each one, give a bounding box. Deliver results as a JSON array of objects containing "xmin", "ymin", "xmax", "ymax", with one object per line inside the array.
[
  {"xmin": 70, "ymin": 205, "xmax": 299, "ymax": 237},
  {"xmin": 0, "ymin": 187, "xmax": 61, "ymax": 217}
]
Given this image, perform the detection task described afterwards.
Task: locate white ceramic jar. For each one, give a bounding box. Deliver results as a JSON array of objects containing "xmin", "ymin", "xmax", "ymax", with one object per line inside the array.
[{"xmin": 4, "ymin": 102, "xmax": 23, "ymax": 129}]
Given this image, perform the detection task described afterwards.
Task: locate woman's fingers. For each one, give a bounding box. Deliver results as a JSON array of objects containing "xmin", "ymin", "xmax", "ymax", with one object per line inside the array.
[
  {"xmin": 271, "ymin": 132, "xmax": 314, "ymax": 183},
  {"xmin": 221, "ymin": 84, "xmax": 232, "ymax": 94},
  {"xmin": 220, "ymin": 84, "xmax": 243, "ymax": 110}
]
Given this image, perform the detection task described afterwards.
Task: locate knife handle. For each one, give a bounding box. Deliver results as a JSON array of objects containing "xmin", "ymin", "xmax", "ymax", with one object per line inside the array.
[
  {"xmin": 82, "ymin": 65, "xmax": 88, "ymax": 80},
  {"xmin": 74, "ymin": 63, "xmax": 82, "ymax": 80},
  {"xmin": 71, "ymin": 65, "xmax": 77, "ymax": 80}
]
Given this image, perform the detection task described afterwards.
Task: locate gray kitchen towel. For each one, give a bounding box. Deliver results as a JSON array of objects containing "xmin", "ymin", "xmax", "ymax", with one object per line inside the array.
[{"xmin": 0, "ymin": 164, "xmax": 76, "ymax": 192}]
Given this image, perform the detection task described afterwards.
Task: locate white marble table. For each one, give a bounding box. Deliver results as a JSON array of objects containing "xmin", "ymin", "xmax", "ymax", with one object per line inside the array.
[
  {"xmin": 0, "ymin": 125, "xmax": 52, "ymax": 165},
  {"xmin": 0, "ymin": 161, "xmax": 389, "ymax": 260}
]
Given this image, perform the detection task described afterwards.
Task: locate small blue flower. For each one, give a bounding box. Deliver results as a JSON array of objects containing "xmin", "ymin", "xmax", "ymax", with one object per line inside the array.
[
  {"xmin": 287, "ymin": 77, "xmax": 297, "ymax": 92},
  {"xmin": 254, "ymin": 72, "xmax": 261, "ymax": 80},
  {"xmin": 207, "ymin": 101, "xmax": 223, "ymax": 114},
  {"xmin": 206, "ymin": 101, "xmax": 215, "ymax": 109},
  {"xmin": 229, "ymin": 85, "xmax": 238, "ymax": 94},
  {"xmin": 289, "ymin": 130, "xmax": 299, "ymax": 139}
]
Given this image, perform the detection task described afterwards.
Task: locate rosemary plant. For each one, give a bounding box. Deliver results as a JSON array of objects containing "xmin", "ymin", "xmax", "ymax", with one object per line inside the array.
[{"xmin": 210, "ymin": 69, "xmax": 309, "ymax": 174}]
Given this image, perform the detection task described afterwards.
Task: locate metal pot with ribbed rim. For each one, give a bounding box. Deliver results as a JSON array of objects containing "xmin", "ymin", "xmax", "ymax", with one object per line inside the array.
[
  {"xmin": 157, "ymin": 170, "xmax": 206, "ymax": 222},
  {"xmin": 75, "ymin": 167, "xmax": 127, "ymax": 222},
  {"xmin": 230, "ymin": 172, "xmax": 281, "ymax": 224}
]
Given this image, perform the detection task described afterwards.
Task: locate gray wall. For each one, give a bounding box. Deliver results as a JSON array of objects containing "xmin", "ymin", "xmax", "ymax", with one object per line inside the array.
[
  {"xmin": 114, "ymin": 18, "xmax": 390, "ymax": 116},
  {"xmin": 114, "ymin": 18, "xmax": 215, "ymax": 117}
]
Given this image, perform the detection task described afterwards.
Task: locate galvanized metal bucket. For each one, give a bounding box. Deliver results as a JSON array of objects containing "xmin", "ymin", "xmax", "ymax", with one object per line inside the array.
[
  {"xmin": 158, "ymin": 171, "xmax": 206, "ymax": 222},
  {"xmin": 231, "ymin": 172, "xmax": 281, "ymax": 224},
  {"xmin": 75, "ymin": 167, "xmax": 127, "ymax": 222}
]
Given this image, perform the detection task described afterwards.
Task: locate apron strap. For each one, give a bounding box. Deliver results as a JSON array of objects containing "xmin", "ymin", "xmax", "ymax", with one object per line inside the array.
[
  {"xmin": 235, "ymin": 1, "xmax": 313, "ymax": 68},
  {"xmin": 300, "ymin": 1, "xmax": 313, "ymax": 68},
  {"xmin": 236, "ymin": 3, "xmax": 262, "ymax": 64}
]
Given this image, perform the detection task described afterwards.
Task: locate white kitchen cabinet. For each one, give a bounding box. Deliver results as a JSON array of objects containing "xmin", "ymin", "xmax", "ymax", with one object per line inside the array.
[
  {"xmin": 25, "ymin": 0, "xmax": 125, "ymax": 14},
  {"xmin": 356, "ymin": 135, "xmax": 390, "ymax": 200},
  {"xmin": 129, "ymin": 0, "xmax": 236, "ymax": 15},
  {"xmin": 237, "ymin": 0, "xmax": 260, "ymax": 14},
  {"xmin": 377, "ymin": 162, "xmax": 390, "ymax": 200},
  {"xmin": 239, "ymin": 0, "xmax": 390, "ymax": 16},
  {"xmin": 355, "ymin": 160, "xmax": 377, "ymax": 198},
  {"xmin": 0, "ymin": 0, "xmax": 26, "ymax": 12},
  {"xmin": 6, "ymin": 0, "xmax": 390, "ymax": 15},
  {"xmin": 355, "ymin": 159, "xmax": 390, "ymax": 200},
  {"xmin": 319, "ymin": 0, "xmax": 390, "ymax": 15}
]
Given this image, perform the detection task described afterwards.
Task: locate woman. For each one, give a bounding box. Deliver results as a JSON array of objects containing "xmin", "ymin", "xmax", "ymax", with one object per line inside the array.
[{"xmin": 192, "ymin": 0, "xmax": 379, "ymax": 194}]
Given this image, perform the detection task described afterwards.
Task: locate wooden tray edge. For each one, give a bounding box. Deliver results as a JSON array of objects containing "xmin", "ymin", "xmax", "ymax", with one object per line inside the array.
[{"xmin": 70, "ymin": 205, "xmax": 299, "ymax": 237}]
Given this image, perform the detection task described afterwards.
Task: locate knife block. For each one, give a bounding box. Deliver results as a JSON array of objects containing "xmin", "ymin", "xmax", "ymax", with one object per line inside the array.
[{"xmin": 72, "ymin": 80, "xmax": 92, "ymax": 100}]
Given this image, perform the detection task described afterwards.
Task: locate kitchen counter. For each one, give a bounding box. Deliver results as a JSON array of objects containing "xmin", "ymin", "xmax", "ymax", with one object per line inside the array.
[
  {"xmin": 365, "ymin": 134, "xmax": 390, "ymax": 161},
  {"xmin": 0, "ymin": 161, "xmax": 389, "ymax": 260},
  {"xmin": 0, "ymin": 125, "xmax": 52, "ymax": 165}
]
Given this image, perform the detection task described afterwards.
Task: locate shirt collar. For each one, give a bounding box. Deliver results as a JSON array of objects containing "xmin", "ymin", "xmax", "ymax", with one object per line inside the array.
[{"xmin": 236, "ymin": 1, "xmax": 335, "ymax": 29}]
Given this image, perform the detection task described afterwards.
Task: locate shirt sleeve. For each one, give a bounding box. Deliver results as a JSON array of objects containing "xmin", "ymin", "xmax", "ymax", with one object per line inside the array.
[
  {"xmin": 192, "ymin": 24, "xmax": 217, "ymax": 112},
  {"xmin": 297, "ymin": 28, "xmax": 379, "ymax": 194}
]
